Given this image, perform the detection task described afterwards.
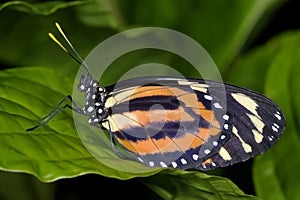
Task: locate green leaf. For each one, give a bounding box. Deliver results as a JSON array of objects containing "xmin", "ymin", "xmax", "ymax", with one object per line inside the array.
[
  {"xmin": 251, "ymin": 31, "xmax": 300, "ymax": 200},
  {"xmin": 0, "ymin": 66, "xmax": 159, "ymax": 182},
  {"xmin": 225, "ymin": 39, "xmax": 280, "ymax": 92},
  {"xmin": 0, "ymin": 171, "xmax": 54, "ymax": 200},
  {"xmin": 0, "ymin": 1, "xmax": 92, "ymax": 15},
  {"xmin": 0, "ymin": 1, "xmax": 118, "ymax": 73},
  {"xmin": 142, "ymin": 170, "xmax": 258, "ymax": 200},
  {"xmin": 0, "ymin": 0, "xmax": 119, "ymax": 28},
  {"xmin": 116, "ymin": 0, "xmax": 284, "ymax": 71}
]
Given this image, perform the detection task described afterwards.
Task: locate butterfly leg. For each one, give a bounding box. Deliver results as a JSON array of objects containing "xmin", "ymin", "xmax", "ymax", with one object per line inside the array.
[
  {"xmin": 102, "ymin": 119, "xmax": 124, "ymax": 158},
  {"xmin": 26, "ymin": 95, "xmax": 83, "ymax": 131}
]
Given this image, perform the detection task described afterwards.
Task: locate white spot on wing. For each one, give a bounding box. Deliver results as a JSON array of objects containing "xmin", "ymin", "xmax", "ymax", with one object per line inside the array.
[
  {"xmin": 204, "ymin": 95, "xmax": 213, "ymax": 100},
  {"xmin": 180, "ymin": 158, "xmax": 187, "ymax": 164},
  {"xmin": 204, "ymin": 149, "xmax": 211, "ymax": 154},
  {"xmin": 223, "ymin": 114, "xmax": 229, "ymax": 121},
  {"xmin": 223, "ymin": 124, "xmax": 229, "ymax": 130},
  {"xmin": 220, "ymin": 135, "xmax": 226, "ymax": 140},
  {"xmin": 160, "ymin": 161, "xmax": 168, "ymax": 168},
  {"xmin": 273, "ymin": 123, "xmax": 279, "ymax": 129},
  {"xmin": 274, "ymin": 113, "xmax": 282, "ymax": 120},
  {"xmin": 138, "ymin": 157, "xmax": 144, "ymax": 163},
  {"xmin": 213, "ymin": 141, "xmax": 218, "ymax": 146},
  {"xmin": 171, "ymin": 162, "xmax": 177, "ymax": 168},
  {"xmin": 272, "ymin": 125, "xmax": 279, "ymax": 132},
  {"xmin": 213, "ymin": 102, "xmax": 223, "ymax": 109},
  {"xmin": 268, "ymin": 135, "xmax": 274, "ymax": 141},
  {"xmin": 149, "ymin": 161, "xmax": 154, "ymax": 167},
  {"xmin": 192, "ymin": 154, "xmax": 199, "ymax": 160}
]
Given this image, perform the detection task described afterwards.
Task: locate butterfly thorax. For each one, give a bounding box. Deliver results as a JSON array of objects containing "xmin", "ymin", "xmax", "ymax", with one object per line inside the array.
[{"xmin": 78, "ymin": 75, "xmax": 109, "ymax": 126}]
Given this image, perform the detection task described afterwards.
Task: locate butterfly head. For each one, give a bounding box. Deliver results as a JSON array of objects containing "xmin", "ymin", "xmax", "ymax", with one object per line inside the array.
[{"xmin": 78, "ymin": 74, "xmax": 99, "ymax": 92}]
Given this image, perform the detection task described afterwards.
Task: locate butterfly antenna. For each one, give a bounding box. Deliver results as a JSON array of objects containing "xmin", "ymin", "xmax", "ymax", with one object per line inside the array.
[{"xmin": 48, "ymin": 22, "xmax": 91, "ymax": 75}]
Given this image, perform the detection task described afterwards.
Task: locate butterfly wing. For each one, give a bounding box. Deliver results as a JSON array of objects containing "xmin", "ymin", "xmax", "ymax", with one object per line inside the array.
[
  {"xmin": 101, "ymin": 77, "xmax": 285, "ymax": 170},
  {"xmin": 196, "ymin": 81, "xmax": 285, "ymax": 170}
]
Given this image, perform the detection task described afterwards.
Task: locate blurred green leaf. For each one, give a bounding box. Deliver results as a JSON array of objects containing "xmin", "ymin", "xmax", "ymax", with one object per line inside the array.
[
  {"xmin": 225, "ymin": 40, "xmax": 280, "ymax": 92},
  {"xmin": 248, "ymin": 31, "xmax": 300, "ymax": 200},
  {"xmin": 75, "ymin": 1, "xmax": 119, "ymax": 28},
  {"xmin": 0, "ymin": 1, "xmax": 118, "ymax": 74},
  {"xmin": 0, "ymin": 1, "xmax": 91, "ymax": 15},
  {"xmin": 0, "ymin": 0, "xmax": 284, "ymax": 76},
  {"xmin": 0, "ymin": 171, "xmax": 54, "ymax": 200},
  {"xmin": 116, "ymin": 0, "xmax": 284, "ymax": 72},
  {"xmin": 143, "ymin": 170, "xmax": 258, "ymax": 200}
]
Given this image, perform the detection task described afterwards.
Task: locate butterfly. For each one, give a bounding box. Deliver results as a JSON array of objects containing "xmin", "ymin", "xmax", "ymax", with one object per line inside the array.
[{"xmin": 27, "ymin": 23, "xmax": 285, "ymax": 171}]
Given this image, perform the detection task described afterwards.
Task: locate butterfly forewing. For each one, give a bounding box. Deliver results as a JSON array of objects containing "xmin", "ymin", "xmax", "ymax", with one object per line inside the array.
[
  {"xmin": 101, "ymin": 77, "xmax": 274, "ymax": 169},
  {"xmin": 196, "ymin": 82, "xmax": 285, "ymax": 170}
]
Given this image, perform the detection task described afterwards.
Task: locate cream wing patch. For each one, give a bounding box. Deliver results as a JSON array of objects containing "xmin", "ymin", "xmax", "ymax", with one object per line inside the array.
[
  {"xmin": 219, "ymin": 147, "xmax": 232, "ymax": 161},
  {"xmin": 231, "ymin": 93, "xmax": 266, "ymax": 143},
  {"xmin": 247, "ymin": 113, "xmax": 265, "ymax": 143},
  {"xmin": 232, "ymin": 126, "xmax": 252, "ymax": 153},
  {"xmin": 102, "ymin": 114, "xmax": 139, "ymax": 132},
  {"xmin": 231, "ymin": 93, "xmax": 259, "ymax": 117},
  {"xmin": 177, "ymin": 80, "xmax": 209, "ymax": 93},
  {"xmin": 190, "ymin": 83, "xmax": 209, "ymax": 93},
  {"xmin": 251, "ymin": 129, "xmax": 264, "ymax": 143},
  {"xmin": 105, "ymin": 96, "xmax": 117, "ymax": 108},
  {"xmin": 247, "ymin": 114, "xmax": 265, "ymax": 133},
  {"xmin": 111, "ymin": 86, "xmax": 137, "ymax": 102}
]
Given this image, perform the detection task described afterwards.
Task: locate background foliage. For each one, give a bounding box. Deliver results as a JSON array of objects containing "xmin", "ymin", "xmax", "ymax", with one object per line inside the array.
[{"xmin": 0, "ymin": 0, "xmax": 300, "ymax": 199}]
